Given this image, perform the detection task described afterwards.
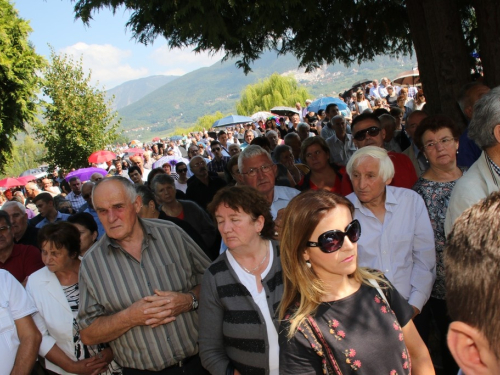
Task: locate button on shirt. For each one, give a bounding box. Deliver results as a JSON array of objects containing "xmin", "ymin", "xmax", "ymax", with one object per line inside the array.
[
  {"xmin": 66, "ymin": 191, "xmax": 86, "ymax": 211},
  {"xmin": 0, "ymin": 270, "xmax": 38, "ymax": 374},
  {"xmin": 347, "ymin": 186, "xmax": 436, "ymax": 311},
  {"xmin": 78, "ymin": 218, "xmax": 211, "ymax": 371},
  {"xmin": 326, "ymin": 133, "xmax": 357, "ymax": 166}
]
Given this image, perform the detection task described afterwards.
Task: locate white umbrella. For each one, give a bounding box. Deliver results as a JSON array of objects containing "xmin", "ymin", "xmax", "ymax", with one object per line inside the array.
[{"xmin": 251, "ymin": 111, "xmax": 273, "ymax": 122}]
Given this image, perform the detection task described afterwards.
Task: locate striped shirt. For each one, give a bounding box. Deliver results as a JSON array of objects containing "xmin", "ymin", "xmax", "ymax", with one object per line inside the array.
[
  {"xmin": 77, "ymin": 218, "xmax": 211, "ymax": 371},
  {"xmin": 66, "ymin": 191, "xmax": 86, "ymax": 210}
]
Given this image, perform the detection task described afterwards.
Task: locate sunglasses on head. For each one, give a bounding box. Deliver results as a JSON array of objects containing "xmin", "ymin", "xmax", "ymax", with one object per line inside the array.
[
  {"xmin": 353, "ymin": 126, "xmax": 381, "ymax": 141},
  {"xmin": 307, "ymin": 220, "xmax": 361, "ymax": 253}
]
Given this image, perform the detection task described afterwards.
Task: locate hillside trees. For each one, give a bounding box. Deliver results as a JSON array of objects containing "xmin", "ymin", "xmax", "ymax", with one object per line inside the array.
[
  {"xmin": 35, "ymin": 49, "xmax": 120, "ymax": 170},
  {"xmin": 0, "ymin": 0, "xmax": 45, "ymax": 174},
  {"xmin": 236, "ymin": 74, "xmax": 310, "ymax": 115},
  {"xmin": 69, "ymin": 0, "xmax": 500, "ymax": 127}
]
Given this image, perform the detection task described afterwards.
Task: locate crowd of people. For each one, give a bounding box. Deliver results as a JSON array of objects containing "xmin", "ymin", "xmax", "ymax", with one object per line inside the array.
[{"xmin": 1, "ymin": 79, "xmax": 500, "ymax": 375}]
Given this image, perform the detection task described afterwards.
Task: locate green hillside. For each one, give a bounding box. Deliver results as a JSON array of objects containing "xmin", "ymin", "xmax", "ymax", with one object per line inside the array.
[
  {"xmin": 106, "ymin": 75, "xmax": 179, "ymax": 110},
  {"xmin": 117, "ymin": 52, "xmax": 417, "ymax": 140}
]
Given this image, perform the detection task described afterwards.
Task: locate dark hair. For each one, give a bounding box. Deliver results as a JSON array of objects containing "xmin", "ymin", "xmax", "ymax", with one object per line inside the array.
[
  {"xmin": 351, "ymin": 113, "xmax": 382, "ymax": 133},
  {"xmin": 300, "ymin": 136, "xmax": 330, "ymax": 164},
  {"xmin": 373, "ymin": 108, "xmax": 389, "ymax": 117},
  {"xmin": 136, "ymin": 185, "xmax": 159, "ymax": 210},
  {"xmin": 0, "ymin": 211, "xmax": 11, "ymax": 226},
  {"xmin": 33, "ymin": 192, "xmax": 54, "ymax": 204},
  {"xmin": 445, "ymin": 191, "xmax": 500, "ymax": 357},
  {"xmin": 317, "ymin": 109, "xmax": 325, "ymax": 117},
  {"xmin": 68, "ymin": 177, "xmax": 80, "ymax": 184},
  {"xmin": 207, "ymin": 186, "xmax": 275, "ymax": 239},
  {"xmin": 67, "ymin": 212, "xmax": 98, "ymax": 235},
  {"xmin": 325, "ymin": 103, "xmax": 338, "ymax": 113},
  {"xmin": 210, "ymin": 140, "xmax": 221, "ymax": 148},
  {"xmin": 147, "ymin": 167, "xmax": 166, "ymax": 187},
  {"xmin": 389, "ymin": 107, "xmax": 403, "ymax": 117},
  {"xmin": 128, "ymin": 165, "xmax": 142, "ymax": 176},
  {"xmin": 37, "ymin": 221, "xmax": 81, "ymax": 258},
  {"xmin": 413, "ymin": 115, "xmax": 461, "ymax": 150},
  {"xmin": 251, "ymin": 136, "xmax": 271, "ymax": 151}
]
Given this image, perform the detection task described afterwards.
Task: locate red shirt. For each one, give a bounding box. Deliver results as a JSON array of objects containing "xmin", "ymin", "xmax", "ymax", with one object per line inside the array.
[
  {"xmin": 0, "ymin": 244, "xmax": 44, "ymax": 283},
  {"xmin": 340, "ymin": 151, "xmax": 418, "ymax": 195}
]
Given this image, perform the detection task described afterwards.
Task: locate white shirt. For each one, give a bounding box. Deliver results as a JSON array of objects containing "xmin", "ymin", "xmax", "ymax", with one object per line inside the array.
[
  {"xmin": 326, "ymin": 133, "xmax": 357, "ymax": 166},
  {"xmin": 227, "ymin": 242, "xmax": 279, "ymax": 375},
  {"xmin": 347, "ymin": 186, "xmax": 436, "ymax": 310},
  {"xmin": 0, "ymin": 270, "xmax": 37, "ymax": 374},
  {"xmin": 271, "ymin": 186, "xmax": 300, "ymax": 219},
  {"xmin": 369, "ymin": 86, "xmax": 381, "ymax": 98}
]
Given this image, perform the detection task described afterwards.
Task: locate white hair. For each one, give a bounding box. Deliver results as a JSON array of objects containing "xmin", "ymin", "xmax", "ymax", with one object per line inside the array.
[
  {"xmin": 1, "ymin": 201, "xmax": 26, "ymax": 214},
  {"xmin": 238, "ymin": 145, "xmax": 273, "ymax": 172},
  {"xmin": 346, "ymin": 146, "xmax": 395, "ymax": 182}
]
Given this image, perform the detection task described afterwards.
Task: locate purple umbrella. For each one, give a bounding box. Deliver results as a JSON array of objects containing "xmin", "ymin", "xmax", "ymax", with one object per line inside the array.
[
  {"xmin": 152, "ymin": 156, "xmax": 189, "ymax": 170},
  {"xmin": 64, "ymin": 167, "xmax": 108, "ymax": 182}
]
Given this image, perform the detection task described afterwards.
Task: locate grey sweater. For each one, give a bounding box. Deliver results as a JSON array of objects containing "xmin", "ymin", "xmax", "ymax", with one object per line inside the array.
[{"xmin": 199, "ymin": 241, "xmax": 283, "ymax": 375}]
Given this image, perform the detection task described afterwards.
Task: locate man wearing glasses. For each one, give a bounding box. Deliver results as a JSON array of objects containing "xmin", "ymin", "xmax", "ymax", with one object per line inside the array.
[
  {"xmin": 341, "ymin": 113, "xmax": 418, "ymax": 195},
  {"xmin": 207, "ymin": 140, "xmax": 230, "ymax": 179},
  {"xmin": 238, "ymin": 145, "xmax": 299, "ymax": 220}
]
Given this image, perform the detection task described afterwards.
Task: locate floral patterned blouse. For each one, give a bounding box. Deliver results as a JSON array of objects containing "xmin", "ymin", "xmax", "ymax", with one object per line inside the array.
[
  {"xmin": 279, "ymin": 279, "xmax": 413, "ymax": 374},
  {"xmin": 412, "ymin": 170, "xmax": 465, "ymax": 299}
]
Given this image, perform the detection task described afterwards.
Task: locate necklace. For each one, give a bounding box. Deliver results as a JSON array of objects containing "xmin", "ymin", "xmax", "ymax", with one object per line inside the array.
[{"xmin": 235, "ymin": 245, "xmax": 268, "ymax": 274}]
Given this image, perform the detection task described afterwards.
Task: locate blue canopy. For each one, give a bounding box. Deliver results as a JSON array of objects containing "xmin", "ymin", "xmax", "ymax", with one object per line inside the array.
[
  {"xmin": 213, "ymin": 115, "xmax": 254, "ymax": 128},
  {"xmin": 307, "ymin": 97, "xmax": 348, "ymax": 113}
]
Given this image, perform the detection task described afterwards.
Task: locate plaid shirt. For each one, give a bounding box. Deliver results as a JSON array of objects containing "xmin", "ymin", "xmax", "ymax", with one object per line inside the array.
[
  {"xmin": 66, "ymin": 191, "xmax": 86, "ymax": 210},
  {"xmin": 487, "ymin": 154, "xmax": 500, "ymax": 178},
  {"xmin": 207, "ymin": 156, "xmax": 230, "ymax": 173}
]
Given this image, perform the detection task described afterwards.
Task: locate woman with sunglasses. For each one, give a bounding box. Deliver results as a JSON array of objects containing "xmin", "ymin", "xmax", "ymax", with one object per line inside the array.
[
  {"xmin": 174, "ymin": 161, "xmax": 189, "ymax": 193},
  {"xmin": 278, "ymin": 190, "xmax": 434, "ymax": 375}
]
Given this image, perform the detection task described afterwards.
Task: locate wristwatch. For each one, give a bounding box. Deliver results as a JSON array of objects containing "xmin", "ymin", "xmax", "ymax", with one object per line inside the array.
[{"xmin": 187, "ymin": 291, "xmax": 199, "ymax": 311}]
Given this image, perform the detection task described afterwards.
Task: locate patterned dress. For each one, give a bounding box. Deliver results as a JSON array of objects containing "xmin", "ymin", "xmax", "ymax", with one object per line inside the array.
[
  {"xmin": 412, "ymin": 171, "xmax": 465, "ymax": 299},
  {"xmin": 279, "ymin": 279, "xmax": 413, "ymax": 374}
]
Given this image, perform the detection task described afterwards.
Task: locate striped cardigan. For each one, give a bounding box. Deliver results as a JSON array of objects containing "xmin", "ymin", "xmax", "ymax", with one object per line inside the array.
[{"xmin": 199, "ymin": 240, "xmax": 283, "ymax": 375}]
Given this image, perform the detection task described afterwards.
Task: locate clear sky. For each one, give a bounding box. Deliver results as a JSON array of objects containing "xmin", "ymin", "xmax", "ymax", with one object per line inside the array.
[{"xmin": 14, "ymin": 0, "xmax": 225, "ymax": 89}]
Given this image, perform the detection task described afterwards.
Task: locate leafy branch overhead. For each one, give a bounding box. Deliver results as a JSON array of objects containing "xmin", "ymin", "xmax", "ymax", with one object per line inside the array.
[
  {"xmin": 35, "ymin": 48, "xmax": 121, "ymax": 170},
  {"xmin": 71, "ymin": 0, "xmax": 412, "ymax": 74}
]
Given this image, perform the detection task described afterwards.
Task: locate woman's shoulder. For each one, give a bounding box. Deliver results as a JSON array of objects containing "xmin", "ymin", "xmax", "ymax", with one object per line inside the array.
[{"xmin": 26, "ymin": 266, "xmax": 52, "ymax": 286}]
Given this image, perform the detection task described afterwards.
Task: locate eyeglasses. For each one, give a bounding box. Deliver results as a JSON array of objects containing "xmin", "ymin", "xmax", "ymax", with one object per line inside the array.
[
  {"xmin": 212, "ymin": 148, "xmax": 221, "ymax": 152},
  {"xmin": 240, "ymin": 164, "xmax": 274, "ymax": 177},
  {"xmin": 177, "ymin": 168, "xmax": 188, "ymax": 173},
  {"xmin": 307, "ymin": 220, "xmax": 361, "ymax": 253},
  {"xmin": 353, "ymin": 126, "xmax": 381, "ymax": 141},
  {"xmin": 423, "ymin": 137, "xmax": 455, "ymax": 150},
  {"xmin": 0, "ymin": 226, "xmax": 11, "ymax": 235}
]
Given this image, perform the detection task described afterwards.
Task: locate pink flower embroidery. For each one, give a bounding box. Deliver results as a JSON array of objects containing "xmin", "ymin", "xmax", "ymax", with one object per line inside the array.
[
  {"xmin": 390, "ymin": 371, "xmax": 397, "ymax": 375},
  {"xmin": 353, "ymin": 360, "xmax": 361, "ymax": 368},
  {"xmin": 399, "ymin": 333, "xmax": 404, "ymax": 341},
  {"xmin": 393, "ymin": 322, "xmax": 400, "ymax": 330},
  {"xmin": 349, "ymin": 349, "xmax": 356, "ymax": 357},
  {"xmin": 374, "ymin": 296, "xmax": 381, "ymax": 303},
  {"xmin": 331, "ymin": 320, "xmax": 339, "ymax": 328},
  {"xmin": 381, "ymin": 306, "xmax": 388, "ymax": 313},
  {"xmin": 403, "ymin": 361, "xmax": 409, "ymax": 369},
  {"xmin": 338, "ymin": 330, "xmax": 345, "ymax": 338},
  {"xmin": 402, "ymin": 352, "xmax": 407, "ymax": 359}
]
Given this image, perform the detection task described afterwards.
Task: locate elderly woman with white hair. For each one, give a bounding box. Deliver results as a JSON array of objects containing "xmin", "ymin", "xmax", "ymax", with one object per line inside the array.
[{"xmin": 345, "ymin": 146, "xmax": 436, "ymax": 323}]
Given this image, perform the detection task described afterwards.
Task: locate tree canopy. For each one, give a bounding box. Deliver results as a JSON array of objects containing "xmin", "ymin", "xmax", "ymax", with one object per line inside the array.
[
  {"xmin": 0, "ymin": 0, "xmax": 45, "ymax": 174},
  {"xmin": 70, "ymin": 0, "xmax": 500, "ymax": 126},
  {"xmin": 236, "ymin": 74, "xmax": 309, "ymax": 115},
  {"xmin": 35, "ymin": 49, "xmax": 120, "ymax": 170}
]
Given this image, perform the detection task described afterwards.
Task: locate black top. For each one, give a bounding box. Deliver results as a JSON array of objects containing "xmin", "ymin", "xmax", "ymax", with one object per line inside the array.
[
  {"xmin": 16, "ymin": 224, "xmax": 40, "ymax": 249},
  {"xmin": 279, "ymin": 280, "xmax": 413, "ymax": 375},
  {"xmin": 185, "ymin": 176, "xmax": 227, "ymax": 211}
]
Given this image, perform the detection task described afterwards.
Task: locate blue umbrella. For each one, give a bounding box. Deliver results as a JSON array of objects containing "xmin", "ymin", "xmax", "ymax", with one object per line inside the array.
[
  {"xmin": 213, "ymin": 115, "xmax": 253, "ymax": 128},
  {"xmin": 307, "ymin": 97, "xmax": 348, "ymax": 113}
]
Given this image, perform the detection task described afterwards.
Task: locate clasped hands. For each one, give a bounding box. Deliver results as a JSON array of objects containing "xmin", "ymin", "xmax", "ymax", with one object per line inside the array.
[{"xmin": 128, "ymin": 289, "xmax": 192, "ymax": 328}]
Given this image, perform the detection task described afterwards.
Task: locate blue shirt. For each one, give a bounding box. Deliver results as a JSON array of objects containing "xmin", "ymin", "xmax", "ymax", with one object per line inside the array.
[
  {"xmin": 457, "ymin": 128, "xmax": 481, "ymax": 168},
  {"xmin": 347, "ymin": 186, "xmax": 436, "ymax": 310},
  {"xmin": 36, "ymin": 211, "xmax": 70, "ymax": 228},
  {"xmin": 84, "ymin": 208, "xmax": 105, "ymax": 239}
]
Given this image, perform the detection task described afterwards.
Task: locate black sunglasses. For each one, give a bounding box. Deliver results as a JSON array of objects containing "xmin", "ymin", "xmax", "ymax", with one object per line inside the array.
[
  {"xmin": 353, "ymin": 126, "xmax": 381, "ymax": 141},
  {"xmin": 177, "ymin": 168, "xmax": 188, "ymax": 173},
  {"xmin": 307, "ymin": 220, "xmax": 361, "ymax": 253}
]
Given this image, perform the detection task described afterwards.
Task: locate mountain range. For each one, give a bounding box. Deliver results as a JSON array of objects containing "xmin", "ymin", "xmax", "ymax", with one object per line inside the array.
[{"xmin": 109, "ymin": 51, "xmax": 417, "ymax": 141}]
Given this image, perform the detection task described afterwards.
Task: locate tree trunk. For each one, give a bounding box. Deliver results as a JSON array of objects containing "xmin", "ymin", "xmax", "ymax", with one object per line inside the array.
[
  {"xmin": 473, "ymin": 0, "xmax": 500, "ymax": 88},
  {"xmin": 406, "ymin": 0, "xmax": 470, "ymax": 129}
]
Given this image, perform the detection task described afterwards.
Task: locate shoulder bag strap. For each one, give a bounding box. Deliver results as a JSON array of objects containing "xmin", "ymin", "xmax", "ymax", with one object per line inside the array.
[
  {"xmin": 368, "ymin": 278, "xmax": 389, "ymax": 305},
  {"xmin": 306, "ymin": 315, "xmax": 343, "ymax": 375}
]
